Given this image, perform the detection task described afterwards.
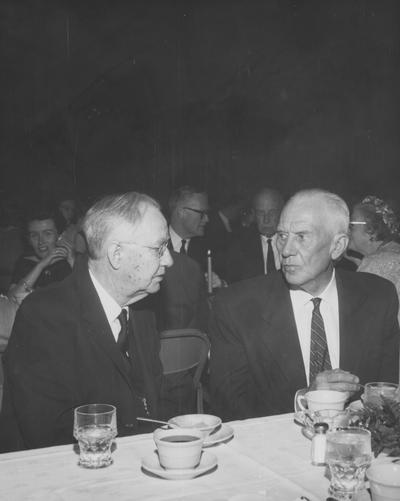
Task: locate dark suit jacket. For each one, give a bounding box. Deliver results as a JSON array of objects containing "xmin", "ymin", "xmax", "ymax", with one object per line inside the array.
[
  {"xmin": 209, "ymin": 270, "xmax": 399, "ymax": 421},
  {"xmin": 225, "ymin": 226, "xmax": 265, "ymax": 283},
  {"xmin": 0, "ymin": 262, "xmax": 163, "ymax": 451},
  {"xmin": 187, "ymin": 236, "xmax": 209, "ymax": 271},
  {"xmin": 155, "ymin": 250, "xmax": 209, "ymax": 332},
  {"xmin": 204, "ymin": 212, "xmax": 235, "ymax": 280}
]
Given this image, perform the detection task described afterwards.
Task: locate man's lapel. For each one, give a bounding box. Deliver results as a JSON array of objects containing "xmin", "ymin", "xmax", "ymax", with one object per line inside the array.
[
  {"xmin": 258, "ymin": 274, "xmax": 307, "ymax": 387},
  {"xmin": 78, "ymin": 266, "xmax": 134, "ymax": 389},
  {"xmin": 337, "ymin": 270, "xmax": 369, "ymax": 373}
]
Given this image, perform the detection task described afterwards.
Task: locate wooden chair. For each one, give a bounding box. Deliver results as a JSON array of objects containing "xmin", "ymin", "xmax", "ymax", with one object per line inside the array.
[{"xmin": 159, "ymin": 329, "xmax": 210, "ymax": 414}]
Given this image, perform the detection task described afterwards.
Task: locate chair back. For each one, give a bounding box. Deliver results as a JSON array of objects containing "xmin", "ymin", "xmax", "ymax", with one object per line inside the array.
[
  {"xmin": 159, "ymin": 329, "xmax": 210, "ymax": 413},
  {"xmin": 159, "ymin": 329, "xmax": 209, "ymax": 387}
]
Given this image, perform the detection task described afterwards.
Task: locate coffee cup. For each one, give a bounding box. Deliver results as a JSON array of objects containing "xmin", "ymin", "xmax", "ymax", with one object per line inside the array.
[
  {"xmin": 153, "ymin": 427, "xmax": 204, "ymax": 469},
  {"xmin": 367, "ymin": 462, "xmax": 400, "ymax": 501},
  {"xmin": 168, "ymin": 414, "xmax": 221, "ymax": 438},
  {"xmin": 295, "ymin": 389, "xmax": 348, "ymax": 413}
]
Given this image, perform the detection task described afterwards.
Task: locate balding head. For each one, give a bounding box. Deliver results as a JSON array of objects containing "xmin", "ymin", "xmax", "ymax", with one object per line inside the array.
[
  {"xmin": 252, "ymin": 188, "xmax": 284, "ymax": 237},
  {"xmin": 287, "ymin": 189, "xmax": 349, "ymax": 236}
]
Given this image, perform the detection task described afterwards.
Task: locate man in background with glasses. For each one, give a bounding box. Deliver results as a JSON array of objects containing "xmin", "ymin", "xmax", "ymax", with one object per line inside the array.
[
  {"xmin": 168, "ymin": 185, "xmax": 210, "ymax": 263},
  {"xmin": 0, "ymin": 192, "xmax": 173, "ymax": 451}
]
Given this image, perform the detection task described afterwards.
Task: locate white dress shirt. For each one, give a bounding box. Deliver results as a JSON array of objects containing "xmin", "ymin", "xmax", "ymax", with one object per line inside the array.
[
  {"xmin": 260, "ymin": 234, "xmax": 280, "ymax": 272},
  {"xmin": 89, "ymin": 270, "xmax": 128, "ymax": 342},
  {"xmin": 289, "ymin": 270, "xmax": 340, "ymax": 385},
  {"xmin": 169, "ymin": 225, "xmax": 190, "ymax": 253}
]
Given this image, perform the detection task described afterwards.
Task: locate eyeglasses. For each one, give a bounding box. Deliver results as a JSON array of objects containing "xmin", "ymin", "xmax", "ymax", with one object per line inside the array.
[
  {"xmin": 183, "ymin": 207, "xmax": 210, "ymax": 218},
  {"xmin": 117, "ymin": 241, "xmax": 169, "ymax": 258},
  {"xmin": 349, "ymin": 221, "xmax": 367, "ymax": 228}
]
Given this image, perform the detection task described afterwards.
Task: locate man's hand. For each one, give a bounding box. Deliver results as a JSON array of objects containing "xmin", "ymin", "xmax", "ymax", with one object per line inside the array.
[
  {"xmin": 204, "ymin": 271, "xmax": 227, "ymax": 289},
  {"xmin": 310, "ymin": 368, "xmax": 361, "ymax": 395},
  {"xmin": 40, "ymin": 246, "xmax": 69, "ymax": 268}
]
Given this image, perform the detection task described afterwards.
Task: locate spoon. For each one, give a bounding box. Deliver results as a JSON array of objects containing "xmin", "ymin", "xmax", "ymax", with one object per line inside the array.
[{"xmin": 136, "ymin": 417, "xmax": 178, "ymax": 428}]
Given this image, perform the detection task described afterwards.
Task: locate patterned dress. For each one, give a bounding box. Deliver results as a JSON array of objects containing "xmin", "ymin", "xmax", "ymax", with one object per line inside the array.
[{"xmin": 358, "ymin": 241, "xmax": 400, "ymax": 323}]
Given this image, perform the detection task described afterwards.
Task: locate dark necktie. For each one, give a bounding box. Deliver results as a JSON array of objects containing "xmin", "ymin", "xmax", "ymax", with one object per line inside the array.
[
  {"xmin": 180, "ymin": 239, "xmax": 187, "ymax": 255},
  {"xmin": 266, "ymin": 238, "xmax": 276, "ymax": 273},
  {"xmin": 309, "ymin": 298, "xmax": 332, "ymax": 383},
  {"xmin": 117, "ymin": 308, "xmax": 130, "ymax": 357}
]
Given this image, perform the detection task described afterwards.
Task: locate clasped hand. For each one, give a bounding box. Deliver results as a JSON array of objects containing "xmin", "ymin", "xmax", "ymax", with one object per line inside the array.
[{"xmin": 310, "ymin": 368, "xmax": 361, "ymax": 396}]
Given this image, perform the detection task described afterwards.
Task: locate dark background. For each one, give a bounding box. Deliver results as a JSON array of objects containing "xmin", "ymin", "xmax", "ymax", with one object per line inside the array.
[{"xmin": 1, "ymin": 0, "xmax": 399, "ymax": 209}]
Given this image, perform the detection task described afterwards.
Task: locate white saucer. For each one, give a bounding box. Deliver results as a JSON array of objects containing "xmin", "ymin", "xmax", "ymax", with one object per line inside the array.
[
  {"xmin": 141, "ymin": 451, "xmax": 217, "ymax": 480},
  {"xmin": 203, "ymin": 423, "xmax": 234, "ymax": 447}
]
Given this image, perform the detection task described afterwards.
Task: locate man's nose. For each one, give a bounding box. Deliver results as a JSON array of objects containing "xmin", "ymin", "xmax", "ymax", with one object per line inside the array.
[
  {"xmin": 162, "ymin": 247, "xmax": 174, "ymax": 267},
  {"xmin": 280, "ymin": 236, "xmax": 296, "ymax": 257}
]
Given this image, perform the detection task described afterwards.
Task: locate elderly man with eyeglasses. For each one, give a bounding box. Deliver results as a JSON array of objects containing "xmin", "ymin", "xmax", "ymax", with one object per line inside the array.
[{"xmin": 0, "ymin": 192, "xmax": 173, "ymax": 452}]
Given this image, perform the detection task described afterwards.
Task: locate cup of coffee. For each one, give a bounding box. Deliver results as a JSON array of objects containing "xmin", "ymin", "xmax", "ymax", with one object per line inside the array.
[
  {"xmin": 295, "ymin": 389, "xmax": 348, "ymax": 413},
  {"xmin": 153, "ymin": 427, "xmax": 204, "ymax": 469},
  {"xmin": 367, "ymin": 462, "xmax": 400, "ymax": 501}
]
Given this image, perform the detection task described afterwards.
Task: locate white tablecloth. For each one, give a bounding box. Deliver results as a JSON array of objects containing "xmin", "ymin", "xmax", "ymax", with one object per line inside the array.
[{"xmin": 0, "ymin": 413, "xmax": 371, "ymax": 501}]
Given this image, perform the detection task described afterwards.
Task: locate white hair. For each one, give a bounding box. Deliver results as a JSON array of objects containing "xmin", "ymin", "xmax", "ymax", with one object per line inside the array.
[{"xmin": 288, "ymin": 189, "xmax": 349, "ymax": 235}]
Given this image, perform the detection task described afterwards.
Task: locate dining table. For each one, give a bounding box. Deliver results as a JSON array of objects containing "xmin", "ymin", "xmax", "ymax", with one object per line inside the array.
[{"xmin": 0, "ymin": 413, "xmax": 374, "ymax": 501}]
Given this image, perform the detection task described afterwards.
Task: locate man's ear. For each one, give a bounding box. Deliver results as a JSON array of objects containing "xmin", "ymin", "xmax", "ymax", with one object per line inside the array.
[
  {"xmin": 107, "ymin": 242, "xmax": 122, "ymax": 270},
  {"xmin": 331, "ymin": 233, "xmax": 349, "ymax": 260},
  {"xmin": 177, "ymin": 206, "xmax": 185, "ymax": 218}
]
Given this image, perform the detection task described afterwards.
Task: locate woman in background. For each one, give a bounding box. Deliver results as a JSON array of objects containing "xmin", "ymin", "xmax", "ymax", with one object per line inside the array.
[
  {"xmin": 8, "ymin": 206, "xmax": 74, "ymax": 304},
  {"xmin": 348, "ymin": 195, "xmax": 400, "ymax": 321}
]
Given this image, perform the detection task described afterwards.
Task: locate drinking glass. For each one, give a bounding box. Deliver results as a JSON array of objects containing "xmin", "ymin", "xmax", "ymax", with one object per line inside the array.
[
  {"xmin": 325, "ymin": 427, "xmax": 372, "ymax": 501},
  {"xmin": 363, "ymin": 382, "xmax": 399, "ymax": 407},
  {"xmin": 73, "ymin": 403, "xmax": 117, "ymax": 468}
]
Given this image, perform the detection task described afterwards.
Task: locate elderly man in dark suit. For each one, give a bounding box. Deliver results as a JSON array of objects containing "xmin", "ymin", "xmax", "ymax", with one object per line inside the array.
[
  {"xmin": 0, "ymin": 192, "xmax": 173, "ymax": 451},
  {"xmin": 210, "ymin": 189, "xmax": 399, "ymax": 421}
]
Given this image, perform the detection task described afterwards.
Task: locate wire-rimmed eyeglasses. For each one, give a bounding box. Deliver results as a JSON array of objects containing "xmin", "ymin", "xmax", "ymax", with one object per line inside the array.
[
  {"xmin": 183, "ymin": 207, "xmax": 210, "ymax": 218},
  {"xmin": 116, "ymin": 240, "xmax": 169, "ymax": 257},
  {"xmin": 349, "ymin": 221, "xmax": 367, "ymax": 229}
]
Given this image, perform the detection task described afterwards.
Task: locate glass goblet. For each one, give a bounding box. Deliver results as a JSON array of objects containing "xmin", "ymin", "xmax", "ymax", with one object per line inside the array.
[
  {"xmin": 73, "ymin": 403, "xmax": 117, "ymax": 469},
  {"xmin": 325, "ymin": 427, "xmax": 372, "ymax": 501}
]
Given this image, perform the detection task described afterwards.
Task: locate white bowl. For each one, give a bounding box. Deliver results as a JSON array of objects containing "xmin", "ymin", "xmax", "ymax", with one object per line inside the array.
[
  {"xmin": 367, "ymin": 463, "xmax": 400, "ymax": 501},
  {"xmin": 153, "ymin": 427, "xmax": 204, "ymax": 470},
  {"xmin": 168, "ymin": 414, "xmax": 222, "ymax": 437}
]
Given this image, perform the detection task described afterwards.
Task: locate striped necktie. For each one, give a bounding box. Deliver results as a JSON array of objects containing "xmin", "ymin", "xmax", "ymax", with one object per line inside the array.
[{"xmin": 309, "ymin": 298, "xmax": 331, "ymax": 383}]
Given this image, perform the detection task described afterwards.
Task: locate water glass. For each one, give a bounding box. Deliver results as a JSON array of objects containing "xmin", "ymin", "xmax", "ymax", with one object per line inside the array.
[
  {"xmin": 325, "ymin": 427, "xmax": 372, "ymax": 501},
  {"xmin": 363, "ymin": 382, "xmax": 399, "ymax": 407},
  {"xmin": 73, "ymin": 403, "xmax": 117, "ymax": 469}
]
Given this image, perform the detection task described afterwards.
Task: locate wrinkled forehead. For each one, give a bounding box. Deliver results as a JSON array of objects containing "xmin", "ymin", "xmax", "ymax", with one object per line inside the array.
[{"xmin": 278, "ymin": 199, "xmax": 326, "ymax": 231}]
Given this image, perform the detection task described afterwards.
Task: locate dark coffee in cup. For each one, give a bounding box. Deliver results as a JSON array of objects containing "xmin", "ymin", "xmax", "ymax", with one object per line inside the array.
[{"xmin": 161, "ymin": 435, "xmax": 198, "ymax": 443}]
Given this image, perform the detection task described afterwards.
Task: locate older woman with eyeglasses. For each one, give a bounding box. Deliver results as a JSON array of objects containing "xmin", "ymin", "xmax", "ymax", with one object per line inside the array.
[{"xmin": 348, "ymin": 195, "xmax": 400, "ymax": 321}]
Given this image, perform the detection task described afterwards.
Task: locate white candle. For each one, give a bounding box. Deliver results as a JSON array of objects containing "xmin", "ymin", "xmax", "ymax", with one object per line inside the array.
[{"xmin": 207, "ymin": 249, "xmax": 213, "ymax": 294}]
